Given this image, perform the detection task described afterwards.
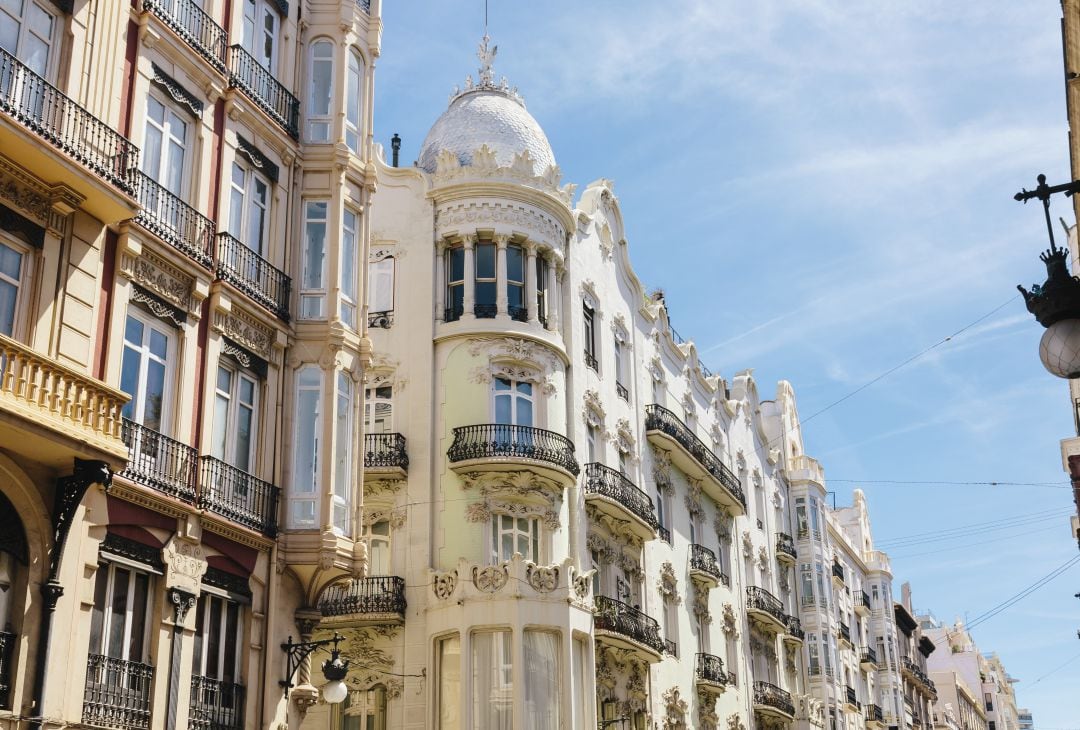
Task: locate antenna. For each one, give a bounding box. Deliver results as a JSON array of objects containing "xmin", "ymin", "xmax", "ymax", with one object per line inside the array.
[{"xmin": 484, "ymin": 0, "xmax": 489, "ymax": 35}]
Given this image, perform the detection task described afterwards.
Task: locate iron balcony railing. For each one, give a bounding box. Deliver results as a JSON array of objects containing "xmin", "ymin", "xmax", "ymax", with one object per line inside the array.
[
  {"xmin": 584, "ymin": 462, "xmax": 657, "ymax": 528},
  {"xmin": 356, "ymin": 0, "xmax": 370, "ymax": 12},
  {"xmin": 0, "ymin": 47, "xmax": 138, "ymax": 193},
  {"xmin": 861, "ymin": 645, "xmax": 878, "ymax": 665},
  {"xmin": 866, "ymin": 704, "xmax": 884, "ymax": 724},
  {"xmin": 199, "ymin": 456, "xmax": 279, "ymax": 536},
  {"xmin": 189, "ymin": 676, "xmax": 244, "ymax": 730},
  {"xmin": 616, "ymin": 381, "xmax": 629, "ymax": 400},
  {"xmin": 444, "ymin": 305, "xmax": 463, "ymax": 323},
  {"xmin": 121, "ymin": 418, "xmax": 198, "ymax": 503},
  {"xmin": 753, "ymin": 681, "xmax": 794, "ymax": 717},
  {"xmin": 658, "ymin": 525, "xmax": 671, "ymax": 543},
  {"xmin": 447, "ymin": 423, "xmax": 580, "ymax": 475},
  {"xmin": 839, "ymin": 621, "xmax": 851, "ymax": 643},
  {"xmin": 133, "ymin": 171, "xmax": 214, "ymax": 267},
  {"xmin": 644, "ymin": 404, "xmax": 745, "ymax": 507},
  {"xmin": 593, "ymin": 595, "xmax": 664, "ymax": 654},
  {"xmin": 746, "ymin": 586, "xmax": 787, "ymax": 626},
  {"xmin": 859, "ymin": 589, "xmax": 872, "ymax": 610},
  {"xmin": 82, "ymin": 654, "xmax": 154, "ymax": 730},
  {"xmin": 720, "ymin": 571, "xmax": 731, "ymax": 588},
  {"xmin": 832, "ymin": 559, "xmax": 845, "ymax": 582},
  {"xmin": 215, "ymin": 233, "xmax": 291, "ymax": 320},
  {"xmin": 368, "ymin": 310, "xmax": 393, "ymax": 329},
  {"xmin": 689, "ymin": 543, "xmax": 724, "ymax": 583},
  {"xmin": 143, "ymin": 0, "xmax": 227, "ymax": 70},
  {"xmin": 474, "ymin": 303, "xmax": 497, "ymax": 319},
  {"xmin": 0, "ymin": 630, "xmax": 13, "ymax": 710},
  {"xmin": 226, "ymin": 45, "xmax": 299, "ymax": 137},
  {"xmin": 319, "ymin": 576, "xmax": 407, "ymax": 618},
  {"xmin": 664, "ymin": 639, "xmax": 677, "ymax": 657},
  {"xmin": 584, "ymin": 350, "xmax": 598, "ymax": 371},
  {"xmin": 696, "ymin": 652, "xmax": 728, "ymax": 685},
  {"xmin": 846, "ymin": 685, "xmax": 860, "ymax": 709},
  {"xmin": 776, "ymin": 532, "xmax": 797, "ymax": 560},
  {"xmin": 364, "ymin": 433, "xmax": 409, "ymax": 471},
  {"xmin": 509, "ymin": 305, "xmax": 527, "ymax": 322},
  {"xmin": 786, "ymin": 615, "xmax": 805, "ymax": 641}
]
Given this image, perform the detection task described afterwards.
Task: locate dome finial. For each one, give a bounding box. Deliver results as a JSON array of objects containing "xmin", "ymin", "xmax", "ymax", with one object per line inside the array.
[{"xmin": 477, "ymin": 34, "xmax": 497, "ymax": 86}]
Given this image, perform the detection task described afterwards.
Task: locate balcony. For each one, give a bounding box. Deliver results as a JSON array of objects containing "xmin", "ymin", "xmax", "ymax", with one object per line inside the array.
[
  {"xmin": 82, "ymin": 655, "xmax": 154, "ymax": 730},
  {"xmin": 0, "ymin": 630, "xmax": 13, "ymax": 710},
  {"xmin": 664, "ymin": 638, "xmax": 677, "ymax": 657},
  {"xmin": 689, "ymin": 543, "xmax": 724, "ymax": 589},
  {"xmin": 845, "ymin": 685, "xmax": 860, "ymax": 711},
  {"xmin": 0, "ymin": 333, "xmax": 129, "ymax": 467},
  {"xmin": 189, "ymin": 676, "xmax": 244, "ymax": 730},
  {"xmin": 593, "ymin": 595, "xmax": 664, "ymax": 662},
  {"xmin": 584, "ymin": 349, "xmax": 598, "ymax": 371},
  {"xmin": 368, "ymin": 310, "xmax": 393, "ymax": 329},
  {"xmin": 901, "ymin": 657, "xmax": 937, "ymax": 698},
  {"xmin": 838, "ymin": 621, "xmax": 852, "ymax": 646},
  {"xmin": 860, "ymin": 645, "xmax": 878, "ymax": 670},
  {"xmin": 856, "ymin": 589, "xmax": 871, "ymax": 615},
  {"xmin": 644, "ymin": 404, "xmax": 745, "ymax": 514},
  {"xmin": 132, "ymin": 171, "xmax": 214, "ymax": 268},
  {"xmin": 696, "ymin": 653, "xmax": 730, "ymax": 693},
  {"xmin": 199, "ymin": 456, "xmax": 279, "ymax": 536},
  {"xmin": 584, "ymin": 462, "xmax": 658, "ymax": 539},
  {"xmin": 143, "ymin": 0, "xmax": 228, "ymax": 71},
  {"xmin": 753, "ymin": 681, "xmax": 795, "ymax": 722},
  {"xmin": 832, "ymin": 559, "xmax": 845, "ymax": 584},
  {"xmin": 658, "ymin": 524, "xmax": 671, "ymax": 544},
  {"xmin": 226, "ymin": 45, "xmax": 299, "ymax": 137},
  {"xmin": 215, "ymin": 233, "xmax": 291, "ymax": 320},
  {"xmin": 784, "ymin": 615, "xmax": 805, "ymax": 646},
  {"xmin": 746, "ymin": 586, "xmax": 788, "ymax": 634},
  {"xmin": 364, "ymin": 433, "xmax": 409, "ymax": 480},
  {"xmin": 319, "ymin": 576, "xmax": 407, "ymax": 626},
  {"xmin": 120, "ymin": 419, "xmax": 198, "ymax": 503},
  {"xmin": 616, "ymin": 381, "xmax": 629, "ymax": 401},
  {"xmin": 865, "ymin": 704, "xmax": 885, "ymax": 728},
  {"xmin": 447, "ymin": 423, "xmax": 579, "ymax": 485},
  {"xmin": 0, "ymin": 48, "xmax": 139, "ymax": 222},
  {"xmin": 775, "ymin": 532, "xmax": 797, "ymax": 564}
]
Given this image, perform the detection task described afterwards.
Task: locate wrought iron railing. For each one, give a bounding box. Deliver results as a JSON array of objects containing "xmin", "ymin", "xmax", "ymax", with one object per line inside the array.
[
  {"xmin": 447, "ymin": 423, "xmax": 580, "ymax": 475},
  {"xmin": 215, "ymin": 233, "xmax": 291, "ymax": 320},
  {"xmin": 689, "ymin": 543, "xmax": 724, "ymax": 583},
  {"xmin": 753, "ymin": 681, "xmax": 794, "ymax": 717},
  {"xmin": 865, "ymin": 704, "xmax": 884, "ymax": 723},
  {"xmin": 509, "ymin": 305, "xmax": 527, "ymax": 322},
  {"xmin": 593, "ymin": 595, "xmax": 664, "ymax": 654},
  {"xmin": 776, "ymin": 532, "xmax": 797, "ymax": 560},
  {"xmin": 644, "ymin": 404, "xmax": 745, "ymax": 507},
  {"xmin": 658, "ymin": 525, "xmax": 671, "ymax": 543},
  {"xmin": 356, "ymin": 0, "xmax": 370, "ymax": 12},
  {"xmin": 364, "ymin": 433, "xmax": 409, "ymax": 471},
  {"xmin": 444, "ymin": 305, "xmax": 463, "ymax": 323},
  {"xmin": 861, "ymin": 645, "xmax": 878, "ymax": 665},
  {"xmin": 143, "ymin": 0, "xmax": 227, "ymax": 69},
  {"xmin": 199, "ymin": 456, "xmax": 279, "ymax": 536},
  {"xmin": 664, "ymin": 639, "xmax": 677, "ymax": 657},
  {"xmin": 839, "ymin": 621, "xmax": 851, "ymax": 643},
  {"xmin": 226, "ymin": 45, "xmax": 298, "ymax": 137},
  {"xmin": 584, "ymin": 350, "xmax": 598, "ymax": 371},
  {"xmin": 0, "ymin": 631, "xmax": 13, "ymax": 710},
  {"xmin": 584, "ymin": 462, "xmax": 657, "ymax": 528},
  {"xmin": 474, "ymin": 303, "xmax": 497, "ymax": 319},
  {"xmin": 319, "ymin": 576, "xmax": 407, "ymax": 618},
  {"xmin": 616, "ymin": 381, "xmax": 629, "ymax": 400},
  {"xmin": 859, "ymin": 589, "xmax": 871, "ymax": 610},
  {"xmin": 121, "ymin": 418, "xmax": 198, "ymax": 503},
  {"xmin": 720, "ymin": 571, "xmax": 731, "ymax": 588},
  {"xmin": 189, "ymin": 676, "xmax": 245, "ymax": 730},
  {"xmin": 133, "ymin": 171, "xmax": 214, "ymax": 267},
  {"xmin": 368, "ymin": 310, "xmax": 393, "ymax": 328},
  {"xmin": 0, "ymin": 47, "xmax": 139, "ymax": 193},
  {"xmin": 786, "ymin": 615, "xmax": 804, "ymax": 641},
  {"xmin": 746, "ymin": 586, "xmax": 786, "ymax": 626},
  {"xmin": 82, "ymin": 654, "xmax": 154, "ymax": 730},
  {"xmin": 846, "ymin": 685, "xmax": 860, "ymax": 709},
  {"xmin": 696, "ymin": 653, "xmax": 728, "ymax": 685},
  {"xmin": 832, "ymin": 559, "xmax": 845, "ymax": 582}
]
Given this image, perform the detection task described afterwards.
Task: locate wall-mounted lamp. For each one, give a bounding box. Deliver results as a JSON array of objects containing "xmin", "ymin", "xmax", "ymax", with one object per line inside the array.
[{"xmin": 280, "ymin": 632, "xmax": 350, "ymax": 704}]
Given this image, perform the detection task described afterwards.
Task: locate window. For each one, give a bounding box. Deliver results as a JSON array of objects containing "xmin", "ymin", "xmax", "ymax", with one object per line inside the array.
[
  {"xmin": 572, "ymin": 639, "xmax": 588, "ymax": 730},
  {"xmin": 583, "ymin": 302, "xmax": 597, "ymax": 370},
  {"xmin": 474, "ymin": 241, "xmax": 496, "ymax": 318},
  {"xmin": 0, "ymin": 239, "xmax": 28, "ymax": 338},
  {"xmin": 493, "ymin": 377, "xmax": 533, "ymax": 427},
  {"xmin": 142, "ymin": 96, "xmax": 188, "ymax": 204},
  {"xmin": 0, "ymin": 0, "xmax": 55, "ymax": 78},
  {"xmin": 364, "ymin": 520, "xmax": 390, "ymax": 575},
  {"xmin": 340, "ymin": 686, "xmax": 386, "ymax": 730},
  {"xmin": 345, "ymin": 51, "xmax": 364, "ymax": 153},
  {"xmin": 445, "ymin": 246, "xmax": 464, "ymax": 321},
  {"xmin": 241, "ymin": 0, "xmax": 277, "ymax": 70},
  {"xmin": 535, "ymin": 256, "xmax": 548, "ymax": 325},
  {"xmin": 985, "ymin": 694, "xmax": 993, "ymax": 712},
  {"xmin": 192, "ymin": 593, "xmax": 242, "ymax": 685},
  {"xmin": 795, "ymin": 498, "xmax": 808, "ymax": 538},
  {"xmin": 523, "ymin": 631, "xmax": 560, "ymax": 730},
  {"xmin": 289, "ymin": 366, "xmax": 321, "ymax": 527},
  {"xmin": 436, "ymin": 635, "xmax": 460, "ymax": 730},
  {"xmin": 364, "ymin": 384, "xmax": 392, "ymax": 433},
  {"xmin": 491, "ymin": 514, "xmax": 538, "ymax": 563},
  {"xmin": 614, "ymin": 334, "xmax": 628, "ymax": 398},
  {"xmin": 656, "ymin": 487, "xmax": 668, "ymax": 535},
  {"xmin": 367, "ymin": 255, "xmax": 394, "ymax": 323},
  {"xmin": 212, "ymin": 364, "xmax": 258, "ymax": 473},
  {"xmin": 228, "ymin": 162, "xmax": 270, "ymax": 256},
  {"xmin": 590, "ymin": 549, "xmax": 602, "ymax": 597},
  {"xmin": 308, "ymin": 40, "xmax": 333, "ymax": 142},
  {"xmin": 507, "ymin": 243, "xmax": 525, "ymax": 321},
  {"xmin": 300, "ymin": 201, "xmax": 328, "ymax": 319},
  {"xmin": 472, "ymin": 631, "xmax": 512, "ymax": 730},
  {"xmin": 88, "ymin": 562, "xmax": 153, "ymax": 663},
  {"xmin": 586, "ymin": 423, "xmax": 599, "ymax": 463},
  {"xmin": 341, "ymin": 209, "xmax": 358, "ymax": 327},
  {"xmin": 333, "ymin": 373, "xmax": 353, "ymax": 535},
  {"xmin": 808, "ymin": 632, "xmax": 820, "ymax": 674},
  {"xmin": 120, "ymin": 310, "xmax": 175, "ymax": 434}
]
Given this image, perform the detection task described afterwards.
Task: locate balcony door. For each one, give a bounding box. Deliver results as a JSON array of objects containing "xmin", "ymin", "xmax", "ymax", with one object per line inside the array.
[
  {"xmin": 142, "ymin": 96, "xmax": 188, "ymax": 227},
  {"xmin": 492, "ymin": 377, "xmax": 533, "ymax": 451},
  {"xmin": 0, "ymin": 0, "xmax": 55, "ymax": 121},
  {"xmin": 191, "ymin": 593, "xmax": 244, "ymax": 730},
  {"xmin": 241, "ymin": 0, "xmax": 277, "ymax": 71},
  {"xmin": 363, "ymin": 519, "xmax": 390, "ymax": 575},
  {"xmin": 364, "ymin": 385, "xmax": 392, "ymax": 434},
  {"xmin": 88, "ymin": 562, "xmax": 153, "ymax": 664},
  {"xmin": 212, "ymin": 364, "xmax": 258, "ymax": 473},
  {"xmin": 121, "ymin": 310, "xmax": 175, "ymax": 433}
]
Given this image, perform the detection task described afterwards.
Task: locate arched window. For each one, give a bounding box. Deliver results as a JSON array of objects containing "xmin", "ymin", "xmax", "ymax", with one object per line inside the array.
[
  {"xmin": 308, "ymin": 40, "xmax": 334, "ymax": 142},
  {"xmin": 346, "ymin": 51, "xmax": 364, "ymax": 154}
]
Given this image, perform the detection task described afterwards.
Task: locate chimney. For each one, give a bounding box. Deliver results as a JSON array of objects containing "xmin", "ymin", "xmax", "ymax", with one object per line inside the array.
[{"xmin": 391, "ymin": 133, "xmax": 401, "ymax": 167}]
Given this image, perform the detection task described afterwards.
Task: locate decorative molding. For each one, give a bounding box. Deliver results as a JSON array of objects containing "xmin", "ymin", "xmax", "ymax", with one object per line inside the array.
[
  {"xmin": 212, "ymin": 307, "xmax": 273, "ymax": 359},
  {"xmin": 525, "ymin": 562, "xmax": 559, "ymax": 593},
  {"xmin": 613, "ymin": 418, "xmax": 635, "ymax": 455},
  {"xmin": 727, "ymin": 713, "xmax": 747, "ymax": 730},
  {"xmin": 741, "ymin": 530, "xmax": 753, "ymax": 558},
  {"xmin": 168, "ymin": 587, "xmax": 197, "ymax": 625},
  {"xmin": 435, "ymin": 199, "xmax": 567, "ymax": 251},
  {"xmin": 685, "ymin": 479, "xmax": 704, "ymax": 519},
  {"xmin": 131, "ymin": 285, "xmax": 185, "ymax": 326},
  {"xmin": 648, "ymin": 355, "xmax": 665, "ymax": 384},
  {"xmin": 583, "ymin": 389, "xmax": 605, "ymax": 427},
  {"xmin": 432, "ymin": 570, "xmax": 457, "ymax": 600},
  {"xmin": 721, "ymin": 603, "xmax": 739, "ymax": 639},
  {"xmin": 756, "ymin": 545, "xmax": 770, "ymax": 573},
  {"xmin": 431, "ymin": 149, "xmax": 576, "ymax": 208},
  {"xmin": 150, "ymin": 63, "xmax": 204, "ymax": 117},
  {"xmin": 235, "ymin": 134, "xmax": 279, "ymax": 183},
  {"xmin": 472, "ymin": 564, "xmax": 508, "ymax": 593},
  {"xmin": 120, "ymin": 249, "xmax": 194, "ymax": 313},
  {"xmin": 662, "ymin": 687, "xmax": 688, "ymax": 730},
  {"xmin": 691, "ymin": 579, "xmax": 712, "ymax": 625},
  {"xmin": 0, "ymin": 155, "xmax": 80, "ymax": 232},
  {"xmin": 698, "ymin": 690, "xmax": 719, "ymax": 730},
  {"xmin": 652, "ymin": 446, "xmax": 672, "ymax": 490},
  {"xmin": 657, "ymin": 561, "xmax": 681, "ymax": 606},
  {"xmin": 465, "ymin": 498, "xmax": 559, "ymax": 530}
]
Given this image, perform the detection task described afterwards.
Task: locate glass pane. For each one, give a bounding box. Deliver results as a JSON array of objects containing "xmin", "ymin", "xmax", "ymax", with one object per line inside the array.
[
  {"xmin": 475, "ymin": 281, "xmax": 496, "ymax": 306},
  {"xmin": 516, "ymin": 398, "xmax": 532, "ymax": 427},
  {"xmin": 438, "ymin": 636, "xmax": 460, "ymax": 730},
  {"xmin": 223, "ymin": 602, "xmax": 239, "ymax": 682},
  {"xmin": 0, "ymin": 10, "xmax": 18, "ymax": 55},
  {"xmin": 206, "ymin": 595, "xmax": 222, "ymax": 678},
  {"xmin": 212, "ymin": 393, "xmax": 229, "ymax": 460},
  {"xmin": 144, "ymin": 360, "xmax": 166, "ymax": 431},
  {"xmin": 128, "ymin": 572, "xmax": 150, "ymax": 661},
  {"xmin": 472, "ymin": 632, "xmax": 512, "ymax": 730},
  {"xmin": 311, "ymin": 46, "xmax": 332, "ymax": 115},
  {"xmin": 506, "ymin": 246, "xmax": 523, "ymax": 282},
  {"xmin": 516, "ymin": 381, "xmax": 532, "ymax": 395},
  {"xmin": 475, "ymin": 243, "xmax": 495, "ymax": 278},
  {"xmin": 0, "ymin": 242, "xmax": 20, "ymax": 279},
  {"xmin": 119, "ymin": 346, "xmax": 141, "ymax": 420},
  {"xmin": 149, "ymin": 328, "xmax": 168, "ymax": 359},
  {"xmin": 449, "ymin": 248, "xmax": 464, "ymax": 281},
  {"xmin": 0, "ymin": 281, "xmax": 17, "ymax": 336},
  {"xmin": 89, "ymin": 565, "xmax": 109, "ymax": 655},
  {"xmin": 106, "ymin": 568, "xmax": 130, "ymax": 659},
  {"xmin": 235, "ymin": 404, "xmax": 253, "ymax": 471},
  {"xmin": 524, "ymin": 631, "xmax": 560, "ymax": 730},
  {"xmin": 494, "ymin": 394, "xmax": 511, "ymax": 425},
  {"xmin": 293, "ymin": 388, "xmax": 319, "ymax": 493}
]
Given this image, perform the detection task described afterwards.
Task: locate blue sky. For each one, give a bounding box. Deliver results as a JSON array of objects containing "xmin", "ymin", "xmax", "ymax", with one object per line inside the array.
[{"xmin": 374, "ymin": 2, "xmax": 1079, "ymax": 724}]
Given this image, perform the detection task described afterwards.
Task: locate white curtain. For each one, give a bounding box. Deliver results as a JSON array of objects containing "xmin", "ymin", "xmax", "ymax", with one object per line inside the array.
[
  {"xmin": 524, "ymin": 631, "xmax": 560, "ymax": 730},
  {"xmin": 473, "ymin": 632, "xmax": 513, "ymax": 730},
  {"xmin": 438, "ymin": 636, "xmax": 461, "ymax": 730}
]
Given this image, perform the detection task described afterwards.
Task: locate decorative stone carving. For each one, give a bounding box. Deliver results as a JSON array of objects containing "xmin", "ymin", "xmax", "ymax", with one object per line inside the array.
[
  {"xmin": 657, "ymin": 562, "xmax": 681, "ymax": 605},
  {"xmin": 0, "ymin": 156, "xmax": 79, "ymax": 232},
  {"xmin": 681, "ymin": 391, "xmax": 696, "ymax": 418},
  {"xmin": 338, "ymin": 627, "xmax": 400, "ymax": 671},
  {"xmin": 162, "ymin": 535, "xmax": 207, "ymax": 594},
  {"xmin": 466, "ymin": 498, "xmax": 559, "ymax": 530},
  {"xmin": 169, "ymin": 587, "xmax": 197, "ymax": 625},
  {"xmin": 595, "ymin": 649, "xmax": 618, "ymax": 693},
  {"xmin": 572, "ymin": 569, "xmax": 591, "ymax": 605},
  {"xmin": 691, "ymin": 579, "xmax": 712, "ymax": 625},
  {"xmin": 714, "ymin": 512, "xmax": 732, "ymax": 544},
  {"xmin": 751, "ymin": 468, "xmax": 763, "ymax": 488},
  {"xmin": 648, "ymin": 355, "xmax": 665, "ymax": 383},
  {"xmin": 526, "ymin": 563, "xmax": 559, "ymax": 593},
  {"xmin": 652, "ymin": 446, "xmax": 672, "ymax": 490},
  {"xmin": 721, "ymin": 603, "xmax": 739, "ymax": 639},
  {"xmin": 709, "ymin": 422, "xmax": 725, "ymax": 447},
  {"xmin": 213, "ymin": 307, "xmax": 273, "ymax": 358},
  {"xmin": 473, "ymin": 564, "xmax": 509, "ymax": 593},
  {"xmin": 120, "ymin": 249, "xmax": 194, "ymax": 313},
  {"xmin": 756, "ymin": 546, "xmax": 770, "ymax": 572},
  {"xmin": 742, "ymin": 531, "xmax": 753, "ymax": 558},
  {"xmin": 626, "ymin": 661, "xmax": 647, "ymax": 710},
  {"xmin": 698, "ymin": 690, "xmax": 719, "ymax": 730},
  {"xmin": 727, "ymin": 713, "xmax": 748, "ymax": 730},
  {"xmin": 150, "ymin": 63, "xmax": 204, "ymax": 117},
  {"xmin": 735, "ymin": 449, "xmax": 747, "ymax": 472},
  {"xmin": 685, "ymin": 479, "xmax": 704, "ymax": 519},
  {"xmin": 132, "ymin": 286, "xmax": 185, "ymax": 326},
  {"xmin": 432, "ymin": 570, "xmax": 457, "ymax": 600},
  {"xmin": 662, "ymin": 687, "xmax": 688, "ymax": 730},
  {"xmin": 614, "ymin": 418, "xmax": 636, "ymax": 453},
  {"xmin": 459, "ymin": 470, "xmax": 562, "ymax": 507},
  {"xmin": 435, "ymin": 201, "xmax": 567, "ymax": 250},
  {"xmin": 583, "ymin": 389, "xmax": 605, "ymax": 426},
  {"xmin": 771, "ymin": 488, "xmax": 783, "ymax": 509}
]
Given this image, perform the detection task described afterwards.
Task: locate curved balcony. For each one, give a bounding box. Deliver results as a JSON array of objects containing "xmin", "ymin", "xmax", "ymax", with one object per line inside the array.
[
  {"xmin": 753, "ymin": 681, "xmax": 795, "ymax": 722},
  {"xmin": 689, "ymin": 544, "xmax": 724, "ymax": 589},
  {"xmin": 318, "ymin": 576, "xmax": 407, "ymax": 627},
  {"xmin": 584, "ymin": 462, "xmax": 657, "ymax": 540},
  {"xmin": 856, "ymin": 589, "xmax": 871, "ymax": 615},
  {"xmin": 593, "ymin": 595, "xmax": 663, "ymax": 663},
  {"xmin": 448, "ymin": 423, "xmax": 579, "ymax": 485},
  {"xmin": 696, "ymin": 653, "xmax": 730, "ymax": 694},
  {"xmin": 784, "ymin": 615, "xmax": 805, "ymax": 646},
  {"xmin": 644, "ymin": 404, "xmax": 745, "ymax": 514},
  {"xmin": 865, "ymin": 704, "xmax": 885, "ymax": 728},
  {"xmin": 839, "ymin": 621, "xmax": 852, "ymax": 646},
  {"xmin": 775, "ymin": 532, "xmax": 797, "ymax": 564},
  {"xmin": 860, "ymin": 645, "xmax": 878, "ymax": 670},
  {"xmin": 746, "ymin": 586, "xmax": 788, "ymax": 634},
  {"xmin": 364, "ymin": 433, "xmax": 409, "ymax": 481}
]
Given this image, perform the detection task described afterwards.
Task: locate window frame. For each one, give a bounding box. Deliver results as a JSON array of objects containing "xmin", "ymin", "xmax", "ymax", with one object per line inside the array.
[
  {"xmin": 142, "ymin": 93, "xmax": 190, "ymax": 201},
  {"xmin": 89, "ymin": 561, "xmax": 154, "ymax": 663},
  {"xmin": 192, "ymin": 592, "xmax": 243, "ymax": 684},
  {"xmin": 0, "ymin": 236, "xmax": 32, "ymax": 340},
  {"xmin": 490, "ymin": 513, "xmax": 540, "ymax": 564},
  {"xmin": 0, "ymin": 0, "xmax": 57, "ymax": 79},
  {"xmin": 473, "ymin": 241, "xmax": 496, "ymax": 317},
  {"xmin": 332, "ymin": 372, "xmax": 353, "ymax": 536},
  {"xmin": 583, "ymin": 302, "xmax": 597, "ymax": 370},
  {"xmin": 211, "ymin": 361, "xmax": 260, "ymax": 474},
  {"xmin": 300, "ymin": 200, "xmax": 329, "ymax": 319},
  {"xmin": 228, "ymin": 160, "xmax": 271, "ymax": 256},
  {"xmin": 364, "ymin": 383, "xmax": 393, "ymax": 434},
  {"xmin": 119, "ymin": 307, "xmax": 178, "ymax": 435},
  {"xmin": 491, "ymin": 376, "xmax": 534, "ymax": 428},
  {"xmin": 445, "ymin": 245, "xmax": 464, "ymax": 320},
  {"xmin": 367, "ymin": 254, "xmax": 395, "ymax": 320},
  {"xmin": 241, "ymin": 0, "xmax": 279, "ymax": 71},
  {"xmin": 340, "ymin": 208, "xmax": 359, "ymax": 327},
  {"xmin": 362, "ymin": 519, "xmax": 391, "ymax": 575},
  {"xmin": 289, "ymin": 365, "xmax": 322, "ymax": 528},
  {"xmin": 506, "ymin": 243, "xmax": 525, "ymax": 321},
  {"xmin": 307, "ymin": 39, "xmax": 334, "ymax": 142},
  {"xmin": 345, "ymin": 50, "xmax": 364, "ymax": 154}
]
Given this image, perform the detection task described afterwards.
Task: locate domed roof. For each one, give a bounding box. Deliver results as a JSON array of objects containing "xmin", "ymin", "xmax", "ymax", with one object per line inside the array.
[{"xmin": 417, "ymin": 37, "xmax": 556, "ymax": 177}]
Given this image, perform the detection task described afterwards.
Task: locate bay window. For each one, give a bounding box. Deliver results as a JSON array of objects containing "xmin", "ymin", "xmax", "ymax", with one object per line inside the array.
[
  {"xmin": 120, "ymin": 309, "xmax": 176, "ymax": 435},
  {"xmin": 212, "ymin": 364, "xmax": 258, "ymax": 473},
  {"xmin": 523, "ymin": 631, "xmax": 559, "ymax": 730},
  {"xmin": 341, "ymin": 209, "xmax": 358, "ymax": 327},
  {"xmin": 507, "ymin": 243, "xmax": 525, "ymax": 321},
  {"xmin": 289, "ymin": 366, "xmax": 321, "ymax": 527},
  {"xmin": 471, "ymin": 631, "xmax": 512, "ymax": 730},
  {"xmin": 308, "ymin": 40, "xmax": 333, "ymax": 142},
  {"xmin": 300, "ymin": 201, "xmax": 328, "ymax": 319},
  {"xmin": 0, "ymin": 239, "xmax": 28, "ymax": 338},
  {"xmin": 333, "ymin": 372, "xmax": 353, "ymax": 535},
  {"xmin": 474, "ymin": 241, "xmax": 496, "ymax": 318},
  {"xmin": 345, "ymin": 51, "xmax": 364, "ymax": 154},
  {"xmin": 228, "ymin": 162, "xmax": 270, "ymax": 256},
  {"xmin": 436, "ymin": 635, "xmax": 460, "ymax": 730},
  {"xmin": 445, "ymin": 246, "xmax": 464, "ymax": 321},
  {"xmin": 490, "ymin": 514, "xmax": 538, "ymax": 564}
]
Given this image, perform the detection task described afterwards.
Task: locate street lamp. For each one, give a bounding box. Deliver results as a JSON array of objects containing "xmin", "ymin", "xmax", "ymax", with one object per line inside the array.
[
  {"xmin": 1015, "ymin": 174, "xmax": 1080, "ymax": 378},
  {"xmin": 281, "ymin": 632, "xmax": 350, "ymax": 704}
]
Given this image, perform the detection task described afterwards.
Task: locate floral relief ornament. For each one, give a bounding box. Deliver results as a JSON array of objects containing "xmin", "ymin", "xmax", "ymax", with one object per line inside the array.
[
  {"xmin": 741, "ymin": 530, "xmax": 753, "ymax": 558},
  {"xmin": 657, "ymin": 561, "xmax": 681, "ymax": 605},
  {"xmin": 721, "ymin": 603, "xmax": 739, "ymax": 639},
  {"xmin": 662, "ymin": 687, "xmax": 688, "ymax": 730},
  {"xmin": 473, "ymin": 564, "xmax": 508, "ymax": 593},
  {"xmin": 432, "ymin": 570, "xmax": 457, "ymax": 600},
  {"xmin": 526, "ymin": 563, "xmax": 559, "ymax": 593}
]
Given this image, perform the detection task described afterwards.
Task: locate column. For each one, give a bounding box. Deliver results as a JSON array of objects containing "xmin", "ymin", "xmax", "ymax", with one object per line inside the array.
[
  {"xmin": 435, "ymin": 240, "xmax": 447, "ymax": 321},
  {"xmin": 495, "ymin": 234, "xmax": 509, "ymax": 318},
  {"xmin": 545, "ymin": 253, "xmax": 558, "ymax": 331},
  {"xmin": 462, "ymin": 234, "xmax": 476, "ymax": 320},
  {"xmin": 525, "ymin": 242, "xmax": 538, "ymax": 324}
]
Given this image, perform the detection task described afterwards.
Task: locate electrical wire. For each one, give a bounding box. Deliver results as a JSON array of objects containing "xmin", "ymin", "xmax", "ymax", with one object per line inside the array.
[
  {"xmin": 885, "ymin": 524, "xmax": 1063, "ymax": 559},
  {"xmin": 829, "ymin": 479, "xmax": 1070, "ymax": 489},
  {"xmin": 1031, "ymin": 651, "xmax": 1080, "ymax": 685},
  {"xmin": 876, "ymin": 507, "xmax": 1066, "ymax": 545},
  {"xmin": 962, "ymin": 553, "xmax": 1080, "ymax": 632},
  {"xmin": 878, "ymin": 511, "xmax": 1070, "ymax": 549}
]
